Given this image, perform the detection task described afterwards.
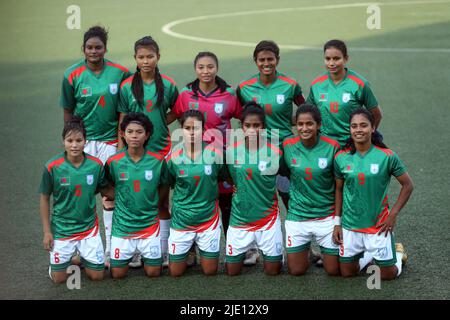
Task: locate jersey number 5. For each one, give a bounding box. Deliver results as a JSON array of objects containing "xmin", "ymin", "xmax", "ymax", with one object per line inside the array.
[{"xmin": 305, "ymin": 168, "xmax": 313, "ymax": 180}]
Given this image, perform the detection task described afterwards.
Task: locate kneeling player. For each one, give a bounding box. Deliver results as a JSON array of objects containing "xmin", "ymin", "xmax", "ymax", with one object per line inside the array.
[
  {"xmin": 105, "ymin": 113, "xmax": 169, "ymax": 279},
  {"xmin": 333, "ymin": 109, "xmax": 413, "ymax": 280},
  {"xmin": 40, "ymin": 116, "xmax": 113, "ymax": 283}
]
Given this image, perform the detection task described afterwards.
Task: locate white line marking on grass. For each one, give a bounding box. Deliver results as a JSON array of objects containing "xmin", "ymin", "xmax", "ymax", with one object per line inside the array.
[{"xmin": 161, "ymin": 0, "xmax": 450, "ymax": 53}]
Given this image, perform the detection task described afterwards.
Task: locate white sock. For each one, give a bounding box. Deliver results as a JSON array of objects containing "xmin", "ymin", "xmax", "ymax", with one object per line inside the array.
[
  {"xmin": 395, "ymin": 252, "xmax": 403, "ymax": 277},
  {"xmin": 103, "ymin": 210, "xmax": 113, "ymax": 253},
  {"xmin": 359, "ymin": 251, "xmax": 373, "ymax": 271},
  {"xmin": 160, "ymin": 219, "xmax": 171, "ymax": 259}
]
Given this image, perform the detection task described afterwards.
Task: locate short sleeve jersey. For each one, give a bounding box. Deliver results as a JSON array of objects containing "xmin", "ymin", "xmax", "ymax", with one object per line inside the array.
[
  {"xmin": 226, "ymin": 141, "xmax": 282, "ymax": 230},
  {"xmin": 105, "ymin": 149, "xmax": 169, "ymax": 238},
  {"xmin": 39, "ymin": 153, "xmax": 108, "ymax": 239},
  {"xmin": 118, "ymin": 74, "xmax": 179, "ymax": 156},
  {"xmin": 60, "ymin": 59, "xmax": 130, "ymax": 141},
  {"xmin": 237, "ymin": 71, "xmax": 304, "ymax": 146},
  {"xmin": 283, "ymin": 135, "xmax": 340, "ymax": 221},
  {"xmin": 334, "ymin": 145, "xmax": 407, "ymax": 233},
  {"xmin": 172, "ymin": 86, "xmax": 241, "ymax": 148},
  {"xmin": 166, "ymin": 144, "xmax": 224, "ymax": 231},
  {"xmin": 307, "ymin": 68, "xmax": 378, "ymax": 146}
]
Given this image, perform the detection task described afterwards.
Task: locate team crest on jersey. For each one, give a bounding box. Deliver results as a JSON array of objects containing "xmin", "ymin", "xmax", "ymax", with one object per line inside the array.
[
  {"xmin": 319, "ymin": 93, "xmax": 328, "ymax": 102},
  {"xmin": 149, "ymin": 246, "xmax": 159, "ymax": 258},
  {"xmin": 81, "ymin": 87, "xmax": 92, "ymax": 97},
  {"xmin": 119, "ymin": 172, "xmax": 129, "ymax": 181},
  {"xmin": 291, "ymin": 158, "xmax": 300, "ymax": 167},
  {"xmin": 204, "ymin": 165, "xmax": 212, "ymax": 176},
  {"xmin": 276, "ymin": 94, "xmax": 285, "ymax": 104},
  {"xmin": 60, "ymin": 177, "xmax": 71, "ymax": 186},
  {"xmin": 214, "ymin": 103, "xmax": 223, "ymax": 114},
  {"xmin": 344, "ymin": 165, "xmax": 353, "ymax": 173},
  {"xmin": 145, "ymin": 170, "xmax": 153, "ymax": 181},
  {"xmin": 86, "ymin": 174, "xmax": 94, "ymax": 185},
  {"xmin": 109, "ymin": 83, "xmax": 118, "ymax": 95},
  {"xmin": 318, "ymin": 158, "xmax": 328, "ymax": 169},
  {"xmin": 342, "ymin": 93, "xmax": 351, "ymax": 103},
  {"xmin": 370, "ymin": 164, "xmax": 379, "ymax": 174},
  {"xmin": 258, "ymin": 161, "xmax": 268, "ymax": 172}
]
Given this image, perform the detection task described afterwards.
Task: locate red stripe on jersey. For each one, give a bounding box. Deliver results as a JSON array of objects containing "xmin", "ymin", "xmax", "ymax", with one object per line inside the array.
[
  {"xmin": 47, "ymin": 157, "xmax": 65, "ymax": 173},
  {"xmin": 347, "ymin": 74, "xmax": 365, "ymax": 88},
  {"xmin": 105, "ymin": 139, "xmax": 118, "ymax": 145},
  {"xmin": 205, "ymin": 145, "xmax": 223, "ymax": 157},
  {"xmin": 107, "ymin": 152, "xmax": 126, "ymax": 165},
  {"xmin": 158, "ymin": 136, "xmax": 172, "ymax": 158},
  {"xmin": 334, "ymin": 148, "xmax": 351, "ymax": 159},
  {"xmin": 161, "ymin": 74, "xmax": 176, "ymax": 86},
  {"xmin": 146, "ymin": 150, "xmax": 164, "ymax": 161},
  {"xmin": 239, "ymin": 77, "xmax": 258, "ymax": 89},
  {"xmin": 120, "ymin": 75, "xmax": 134, "ymax": 89},
  {"xmin": 59, "ymin": 216, "xmax": 99, "ymax": 241},
  {"xmin": 277, "ymin": 75, "xmax": 297, "ymax": 86},
  {"xmin": 180, "ymin": 201, "xmax": 220, "ymax": 233},
  {"xmin": 106, "ymin": 61, "xmax": 129, "ymax": 73},
  {"xmin": 320, "ymin": 136, "xmax": 340, "ymax": 149},
  {"xmin": 267, "ymin": 142, "xmax": 282, "ymax": 156},
  {"xmin": 352, "ymin": 200, "xmax": 389, "ymax": 234},
  {"xmin": 374, "ymin": 145, "xmax": 393, "ymax": 156},
  {"xmin": 283, "ymin": 136, "xmax": 300, "ymax": 148},
  {"xmin": 236, "ymin": 195, "xmax": 279, "ymax": 231},
  {"xmin": 166, "ymin": 148, "xmax": 183, "ymax": 162},
  {"xmin": 311, "ymin": 74, "xmax": 328, "ymax": 86},
  {"xmin": 86, "ymin": 155, "xmax": 103, "ymax": 166},
  {"xmin": 68, "ymin": 65, "xmax": 87, "ymax": 85},
  {"xmin": 124, "ymin": 220, "xmax": 160, "ymax": 239}
]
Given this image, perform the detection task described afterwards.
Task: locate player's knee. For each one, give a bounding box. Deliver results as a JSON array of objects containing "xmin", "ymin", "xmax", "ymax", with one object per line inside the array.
[
  {"xmin": 111, "ymin": 268, "xmax": 127, "ymax": 279},
  {"xmin": 324, "ymin": 264, "xmax": 340, "ymax": 276},
  {"xmin": 145, "ymin": 268, "xmax": 161, "ymax": 278},
  {"xmin": 380, "ymin": 267, "xmax": 397, "ymax": 281},
  {"xmin": 202, "ymin": 266, "xmax": 218, "ymax": 276},
  {"xmin": 51, "ymin": 273, "xmax": 68, "ymax": 284},
  {"xmin": 226, "ymin": 264, "xmax": 242, "ymax": 276},
  {"xmin": 288, "ymin": 265, "xmax": 307, "ymax": 276},
  {"xmin": 340, "ymin": 268, "xmax": 357, "ymax": 278},
  {"xmin": 87, "ymin": 271, "xmax": 104, "ymax": 281},
  {"xmin": 264, "ymin": 264, "xmax": 281, "ymax": 276}
]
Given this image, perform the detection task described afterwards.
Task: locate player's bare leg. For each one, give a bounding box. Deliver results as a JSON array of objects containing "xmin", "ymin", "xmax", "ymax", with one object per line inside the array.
[
  {"xmin": 287, "ymin": 251, "xmax": 309, "ymax": 276},
  {"xmin": 85, "ymin": 269, "xmax": 104, "ymax": 281},
  {"xmin": 200, "ymin": 257, "xmax": 219, "ymax": 276},
  {"xmin": 322, "ymin": 254, "xmax": 340, "ymax": 276},
  {"xmin": 111, "ymin": 266, "xmax": 129, "ymax": 279},
  {"xmin": 263, "ymin": 261, "xmax": 282, "ymax": 276},
  {"xmin": 340, "ymin": 261, "xmax": 359, "ymax": 277},
  {"xmin": 226, "ymin": 261, "xmax": 243, "ymax": 276},
  {"xmin": 144, "ymin": 265, "xmax": 161, "ymax": 278},
  {"xmin": 169, "ymin": 261, "xmax": 188, "ymax": 277},
  {"xmin": 50, "ymin": 270, "xmax": 69, "ymax": 284}
]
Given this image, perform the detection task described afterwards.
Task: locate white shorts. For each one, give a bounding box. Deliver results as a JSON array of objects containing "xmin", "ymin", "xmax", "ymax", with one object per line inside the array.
[
  {"xmin": 339, "ymin": 229, "xmax": 397, "ymax": 267},
  {"xmin": 285, "ymin": 216, "xmax": 339, "ymax": 256},
  {"xmin": 50, "ymin": 233, "xmax": 105, "ymax": 272},
  {"xmin": 110, "ymin": 235, "xmax": 162, "ymax": 268},
  {"xmin": 168, "ymin": 222, "xmax": 221, "ymax": 262},
  {"xmin": 84, "ymin": 140, "xmax": 117, "ymax": 164},
  {"xmin": 226, "ymin": 218, "xmax": 283, "ymax": 263},
  {"xmin": 276, "ymin": 175, "xmax": 290, "ymax": 194}
]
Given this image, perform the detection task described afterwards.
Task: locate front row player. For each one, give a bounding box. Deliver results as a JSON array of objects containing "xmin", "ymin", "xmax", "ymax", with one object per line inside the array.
[
  {"xmin": 333, "ymin": 108, "xmax": 414, "ymax": 280},
  {"xmin": 283, "ymin": 104, "xmax": 340, "ymax": 276},
  {"xmin": 225, "ymin": 102, "xmax": 284, "ymax": 276},
  {"xmin": 105, "ymin": 112, "xmax": 169, "ymax": 279},
  {"xmin": 166, "ymin": 110, "xmax": 223, "ymax": 277},
  {"xmin": 40, "ymin": 116, "xmax": 114, "ymax": 283}
]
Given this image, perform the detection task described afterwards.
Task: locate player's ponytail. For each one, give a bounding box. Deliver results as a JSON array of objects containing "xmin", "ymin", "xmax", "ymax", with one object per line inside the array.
[
  {"xmin": 132, "ymin": 66, "xmax": 144, "ymax": 107},
  {"xmin": 345, "ymin": 108, "xmax": 387, "ymax": 154},
  {"xmin": 62, "ymin": 115, "xmax": 86, "ymax": 140},
  {"xmin": 154, "ymin": 65, "xmax": 165, "ymax": 107}
]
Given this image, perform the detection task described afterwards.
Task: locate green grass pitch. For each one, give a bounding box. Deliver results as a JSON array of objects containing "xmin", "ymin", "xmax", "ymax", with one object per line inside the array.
[{"xmin": 0, "ymin": 0, "xmax": 449, "ymax": 299}]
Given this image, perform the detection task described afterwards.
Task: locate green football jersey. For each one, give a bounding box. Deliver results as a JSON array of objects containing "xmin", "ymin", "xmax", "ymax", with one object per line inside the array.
[
  {"xmin": 118, "ymin": 74, "xmax": 179, "ymax": 156},
  {"xmin": 226, "ymin": 140, "xmax": 282, "ymax": 230},
  {"xmin": 237, "ymin": 71, "xmax": 304, "ymax": 146},
  {"xmin": 60, "ymin": 59, "xmax": 130, "ymax": 141},
  {"xmin": 334, "ymin": 145, "xmax": 407, "ymax": 233},
  {"xmin": 105, "ymin": 149, "xmax": 169, "ymax": 238},
  {"xmin": 307, "ymin": 68, "xmax": 379, "ymax": 146},
  {"xmin": 283, "ymin": 135, "xmax": 340, "ymax": 221},
  {"xmin": 166, "ymin": 145, "xmax": 224, "ymax": 231},
  {"xmin": 39, "ymin": 153, "xmax": 108, "ymax": 239}
]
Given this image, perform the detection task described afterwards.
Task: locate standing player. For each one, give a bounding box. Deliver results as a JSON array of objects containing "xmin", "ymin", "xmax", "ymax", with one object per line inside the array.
[
  {"xmin": 237, "ymin": 41, "xmax": 305, "ymax": 264},
  {"xmin": 283, "ymin": 103, "xmax": 340, "ymax": 276},
  {"xmin": 118, "ymin": 36, "xmax": 179, "ymax": 267},
  {"xmin": 166, "ymin": 110, "xmax": 223, "ymax": 277},
  {"xmin": 40, "ymin": 116, "xmax": 113, "ymax": 283},
  {"xmin": 60, "ymin": 26, "xmax": 130, "ymax": 265},
  {"xmin": 333, "ymin": 109, "xmax": 413, "ymax": 280},
  {"xmin": 170, "ymin": 51, "xmax": 241, "ymax": 240},
  {"xmin": 225, "ymin": 102, "xmax": 283, "ymax": 276},
  {"xmin": 105, "ymin": 113, "xmax": 169, "ymax": 279},
  {"xmin": 307, "ymin": 39, "xmax": 382, "ymax": 147}
]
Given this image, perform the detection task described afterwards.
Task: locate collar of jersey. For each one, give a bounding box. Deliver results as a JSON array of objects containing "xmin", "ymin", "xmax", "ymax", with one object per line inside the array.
[
  {"xmin": 83, "ymin": 58, "xmax": 106, "ymax": 78},
  {"xmin": 64, "ymin": 151, "xmax": 87, "ymax": 170},
  {"xmin": 355, "ymin": 144, "xmax": 374, "ymax": 158}
]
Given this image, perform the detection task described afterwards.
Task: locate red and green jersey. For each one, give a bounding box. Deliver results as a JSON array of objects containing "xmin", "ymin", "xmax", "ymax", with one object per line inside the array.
[
  {"xmin": 237, "ymin": 71, "xmax": 304, "ymax": 146},
  {"xmin": 172, "ymin": 86, "xmax": 241, "ymax": 148},
  {"xmin": 166, "ymin": 144, "xmax": 224, "ymax": 231},
  {"xmin": 60, "ymin": 59, "xmax": 130, "ymax": 142},
  {"xmin": 118, "ymin": 74, "xmax": 179, "ymax": 156},
  {"xmin": 283, "ymin": 135, "xmax": 340, "ymax": 221},
  {"xmin": 307, "ymin": 68, "xmax": 379, "ymax": 146},
  {"xmin": 105, "ymin": 149, "xmax": 169, "ymax": 238},
  {"xmin": 39, "ymin": 153, "xmax": 108, "ymax": 240},
  {"xmin": 226, "ymin": 141, "xmax": 282, "ymax": 230},
  {"xmin": 334, "ymin": 145, "xmax": 407, "ymax": 233}
]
